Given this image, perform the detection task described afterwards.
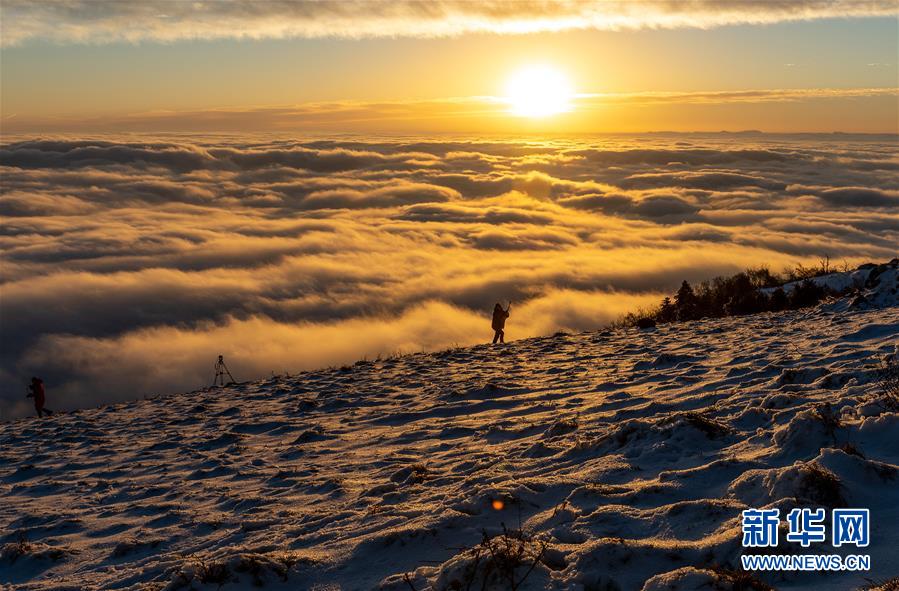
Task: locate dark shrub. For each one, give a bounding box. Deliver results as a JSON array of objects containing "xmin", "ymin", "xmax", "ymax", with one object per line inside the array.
[
  {"xmin": 789, "ymin": 279, "xmax": 829, "ymax": 308},
  {"xmin": 768, "ymin": 287, "xmax": 788, "ymax": 311}
]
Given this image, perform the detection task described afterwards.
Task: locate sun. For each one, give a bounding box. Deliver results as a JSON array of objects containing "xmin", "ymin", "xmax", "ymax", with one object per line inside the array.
[{"xmin": 504, "ymin": 65, "xmax": 574, "ymax": 118}]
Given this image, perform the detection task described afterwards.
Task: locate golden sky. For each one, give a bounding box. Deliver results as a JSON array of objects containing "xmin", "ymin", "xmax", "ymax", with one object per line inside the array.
[{"xmin": 1, "ymin": 0, "xmax": 898, "ymax": 133}]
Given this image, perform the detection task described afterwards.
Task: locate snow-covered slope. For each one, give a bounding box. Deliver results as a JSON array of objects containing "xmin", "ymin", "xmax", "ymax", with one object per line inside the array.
[{"xmin": 1, "ymin": 300, "xmax": 898, "ymax": 591}]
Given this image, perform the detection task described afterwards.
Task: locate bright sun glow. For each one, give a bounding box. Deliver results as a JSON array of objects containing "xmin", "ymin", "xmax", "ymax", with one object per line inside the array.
[{"xmin": 505, "ymin": 65, "xmax": 574, "ymax": 118}]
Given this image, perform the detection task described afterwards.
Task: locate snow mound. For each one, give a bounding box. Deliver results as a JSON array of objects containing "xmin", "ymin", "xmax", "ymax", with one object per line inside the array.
[
  {"xmin": 729, "ymin": 460, "xmax": 846, "ymax": 508},
  {"xmin": 770, "ymin": 406, "xmax": 840, "ymax": 455}
]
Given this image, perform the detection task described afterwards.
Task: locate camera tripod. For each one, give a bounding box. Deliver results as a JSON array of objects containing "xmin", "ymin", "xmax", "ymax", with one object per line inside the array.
[{"xmin": 213, "ymin": 355, "xmax": 236, "ymax": 386}]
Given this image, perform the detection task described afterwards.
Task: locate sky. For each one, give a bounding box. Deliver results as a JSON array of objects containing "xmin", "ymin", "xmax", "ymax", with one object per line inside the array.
[
  {"xmin": 1, "ymin": 0, "xmax": 898, "ymax": 133},
  {"xmin": 1, "ymin": 2, "xmax": 898, "ymax": 419}
]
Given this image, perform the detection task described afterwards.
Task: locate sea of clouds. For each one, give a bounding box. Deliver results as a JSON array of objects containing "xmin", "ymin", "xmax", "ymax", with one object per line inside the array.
[{"xmin": 1, "ymin": 133, "xmax": 897, "ymax": 419}]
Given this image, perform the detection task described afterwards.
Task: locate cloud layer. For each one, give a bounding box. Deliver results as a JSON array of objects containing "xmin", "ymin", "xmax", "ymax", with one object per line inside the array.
[
  {"xmin": 1, "ymin": 133, "xmax": 898, "ymax": 419},
  {"xmin": 2, "ymin": 0, "xmax": 897, "ymax": 46}
]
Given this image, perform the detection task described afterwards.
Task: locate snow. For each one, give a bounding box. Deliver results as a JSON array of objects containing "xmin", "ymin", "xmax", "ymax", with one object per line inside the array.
[
  {"xmin": 1, "ymin": 297, "xmax": 898, "ymax": 590},
  {"xmin": 763, "ymin": 259, "xmax": 899, "ymax": 311}
]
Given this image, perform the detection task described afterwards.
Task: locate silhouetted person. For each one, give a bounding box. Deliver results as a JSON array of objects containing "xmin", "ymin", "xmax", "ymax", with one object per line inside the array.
[
  {"xmin": 491, "ymin": 302, "xmax": 510, "ymax": 344},
  {"xmin": 26, "ymin": 376, "xmax": 52, "ymax": 418}
]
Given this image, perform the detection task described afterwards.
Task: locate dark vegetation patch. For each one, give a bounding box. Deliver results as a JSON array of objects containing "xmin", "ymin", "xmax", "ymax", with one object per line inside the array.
[
  {"xmin": 616, "ymin": 258, "xmax": 843, "ymax": 328},
  {"xmin": 839, "ymin": 442, "xmax": 865, "ymax": 458},
  {"xmin": 705, "ymin": 564, "xmax": 775, "ymax": 591},
  {"xmin": 405, "ymin": 525, "xmax": 552, "ymax": 591},
  {"xmin": 875, "ymin": 354, "xmax": 899, "ymax": 411},
  {"xmin": 168, "ymin": 552, "xmax": 309, "ymax": 588},
  {"xmin": 797, "ymin": 463, "xmax": 846, "ymax": 508},
  {"xmin": 677, "ymin": 412, "xmax": 731, "ymax": 439},
  {"xmin": 812, "ymin": 402, "xmax": 841, "ymax": 442}
]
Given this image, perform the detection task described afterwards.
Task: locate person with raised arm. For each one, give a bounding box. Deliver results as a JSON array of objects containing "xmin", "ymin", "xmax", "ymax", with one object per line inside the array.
[{"xmin": 491, "ymin": 302, "xmax": 511, "ymax": 344}]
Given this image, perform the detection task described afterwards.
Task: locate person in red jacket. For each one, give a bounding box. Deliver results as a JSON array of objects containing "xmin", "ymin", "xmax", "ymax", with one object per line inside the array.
[
  {"xmin": 26, "ymin": 376, "xmax": 52, "ymax": 418},
  {"xmin": 491, "ymin": 302, "xmax": 511, "ymax": 344}
]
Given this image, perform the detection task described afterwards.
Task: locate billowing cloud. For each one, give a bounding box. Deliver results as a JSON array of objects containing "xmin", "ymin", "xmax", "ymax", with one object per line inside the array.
[
  {"xmin": 2, "ymin": 0, "xmax": 896, "ymax": 46},
  {"xmin": 1, "ymin": 133, "xmax": 897, "ymax": 419},
  {"xmin": 559, "ymin": 192, "xmax": 700, "ymax": 221},
  {"xmin": 816, "ymin": 187, "xmax": 899, "ymax": 208}
]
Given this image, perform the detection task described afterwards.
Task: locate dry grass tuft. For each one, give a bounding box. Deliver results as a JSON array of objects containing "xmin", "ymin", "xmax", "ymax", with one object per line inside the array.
[{"xmin": 797, "ymin": 463, "xmax": 846, "ymax": 508}]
